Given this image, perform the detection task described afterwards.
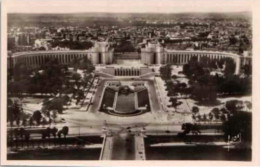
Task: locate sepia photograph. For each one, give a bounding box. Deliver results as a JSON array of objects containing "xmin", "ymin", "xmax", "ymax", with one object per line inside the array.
[{"xmin": 1, "ymin": 0, "xmax": 260, "ymax": 166}]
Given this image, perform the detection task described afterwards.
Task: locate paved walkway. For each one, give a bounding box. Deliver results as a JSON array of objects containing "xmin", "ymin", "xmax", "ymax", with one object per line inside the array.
[
  {"xmin": 100, "ymin": 136, "xmax": 113, "ymax": 160},
  {"xmin": 89, "ymin": 79, "xmax": 106, "ymax": 113},
  {"xmin": 135, "ymin": 134, "xmax": 146, "ymax": 160},
  {"xmin": 147, "ymin": 80, "xmax": 161, "ymax": 113},
  {"xmin": 111, "ymin": 133, "xmax": 135, "ymax": 160},
  {"xmin": 100, "ymin": 133, "xmax": 135, "ymax": 160}
]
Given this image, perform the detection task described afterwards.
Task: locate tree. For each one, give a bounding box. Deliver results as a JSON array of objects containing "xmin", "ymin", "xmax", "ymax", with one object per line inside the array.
[
  {"xmin": 181, "ymin": 123, "xmax": 201, "ymax": 135},
  {"xmin": 165, "ymin": 81, "xmax": 175, "ymax": 96},
  {"xmin": 13, "ymin": 62, "xmax": 31, "ymax": 81},
  {"xmin": 182, "ymin": 123, "xmax": 193, "ymax": 134},
  {"xmin": 50, "ymin": 40, "xmax": 93, "ymax": 50},
  {"xmin": 51, "ymin": 127, "xmax": 58, "ymax": 138},
  {"xmin": 229, "ymin": 35, "xmax": 238, "ymax": 45},
  {"xmin": 183, "ymin": 56, "xmax": 205, "ymax": 79},
  {"xmin": 192, "ymin": 106, "xmax": 199, "ymax": 114},
  {"xmin": 71, "ymin": 57, "xmax": 81, "ymax": 71},
  {"xmin": 225, "ymin": 100, "xmax": 243, "ymax": 114},
  {"xmin": 215, "ymin": 113, "xmax": 220, "ymax": 120},
  {"xmin": 208, "ymin": 112, "xmax": 213, "ymax": 120},
  {"xmin": 191, "ymin": 83, "xmax": 217, "ymax": 104},
  {"xmin": 79, "ymin": 57, "xmax": 95, "ymax": 73},
  {"xmin": 39, "ymin": 46, "xmax": 46, "ymax": 51},
  {"xmin": 217, "ymin": 75, "xmax": 250, "ymax": 96},
  {"xmin": 170, "ymin": 98, "xmax": 182, "ymax": 111},
  {"xmin": 76, "ymin": 90, "xmax": 85, "ymax": 105},
  {"xmin": 41, "ymin": 127, "xmax": 51, "ymax": 139},
  {"xmin": 32, "ymin": 110, "xmax": 42, "ymax": 125},
  {"xmin": 8, "ymin": 101, "xmax": 22, "ymax": 126},
  {"xmin": 114, "ymin": 39, "xmax": 136, "ymax": 52},
  {"xmin": 202, "ymin": 114, "xmax": 207, "ymax": 121},
  {"xmin": 61, "ymin": 126, "xmax": 69, "ymax": 138},
  {"xmin": 183, "ymin": 64, "xmax": 191, "ymax": 77},
  {"xmin": 197, "ymin": 114, "xmax": 202, "ymax": 121},
  {"xmin": 42, "ymin": 97, "xmax": 65, "ymax": 114},
  {"xmin": 41, "ymin": 117, "xmax": 48, "ymax": 125},
  {"xmin": 220, "ymin": 114, "xmax": 226, "ymax": 122},
  {"xmin": 175, "ymin": 82, "xmax": 187, "ymax": 95},
  {"xmin": 211, "ymin": 108, "xmax": 220, "ymax": 120},
  {"xmin": 224, "ymin": 58, "xmax": 236, "ymax": 76},
  {"xmin": 37, "ymin": 58, "xmax": 66, "ymax": 95},
  {"xmin": 72, "ymin": 72, "xmax": 82, "ymax": 87},
  {"xmin": 242, "ymin": 64, "xmax": 252, "ymax": 76},
  {"xmin": 220, "ymin": 108, "xmax": 229, "ymax": 114},
  {"xmin": 211, "ymin": 108, "xmax": 220, "ymax": 116},
  {"xmin": 160, "ymin": 64, "xmax": 172, "ymax": 81},
  {"xmin": 182, "ymin": 55, "xmax": 250, "ymax": 98},
  {"xmin": 192, "ymin": 114, "xmax": 196, "ymax": 120}
]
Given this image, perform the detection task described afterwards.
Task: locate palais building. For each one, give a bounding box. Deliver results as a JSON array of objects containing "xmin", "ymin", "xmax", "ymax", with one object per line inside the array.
[
  {"xmin": 141, "ymin": 42, "xmax": 251, "ymax": 74},
  {"xmin": 8, "ymin": 41, "xmax": 114, "ymax": 69},
  {"xmin": 8, "ymin": 41, "xmax": 251, "ymax": 75}
]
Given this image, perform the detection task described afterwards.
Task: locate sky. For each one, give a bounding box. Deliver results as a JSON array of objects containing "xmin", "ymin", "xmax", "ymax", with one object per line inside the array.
[{"xmin": 3, "ymin": 0, "xmax": 252, "ymax": 14}]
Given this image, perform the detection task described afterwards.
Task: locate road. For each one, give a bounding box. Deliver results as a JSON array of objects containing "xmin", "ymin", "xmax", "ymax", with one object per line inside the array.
[
  {"xmin": 89, "ymin": 79, "xmax": 106, "ymax": 113},
  {"xmin": 147, "ymin": 80, "xmax": 161, "ymax": 113},
  {"xmin": 100, "ymin": 132, "xmax": 145, "ymax": 160}
]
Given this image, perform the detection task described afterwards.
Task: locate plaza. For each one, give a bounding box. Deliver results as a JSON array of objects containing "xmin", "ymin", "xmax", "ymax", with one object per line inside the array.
[{"xmin": 7, "ymin": 43, "xmax": 252, "ymax": 128}]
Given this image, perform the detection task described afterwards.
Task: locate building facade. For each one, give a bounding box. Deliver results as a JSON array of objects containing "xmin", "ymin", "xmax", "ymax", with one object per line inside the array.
[
  {"xmin": 8, "ymin": 41, "xmax": 251, "ymax": 75},
  {"xmin": 8, "ymin": 41, "xmax": 114, "ymax": 69},
  {"xmin": 141, "ymin": 42, "xmax": 252, "ymax": 74}
]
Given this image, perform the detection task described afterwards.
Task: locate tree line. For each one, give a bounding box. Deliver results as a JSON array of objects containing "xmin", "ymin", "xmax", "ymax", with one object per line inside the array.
[{"xmin": 160, "ymin": 56, "xmax": 251, "ymax": 105}]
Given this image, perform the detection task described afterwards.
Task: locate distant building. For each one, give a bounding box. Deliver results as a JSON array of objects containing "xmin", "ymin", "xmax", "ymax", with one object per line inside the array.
[{"xmin": 34, "ymin": 39, "xmax": 52, "ymax": 50}]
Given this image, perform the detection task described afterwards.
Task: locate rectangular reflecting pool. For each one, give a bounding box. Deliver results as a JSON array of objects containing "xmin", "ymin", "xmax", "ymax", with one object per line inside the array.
[{"xmin": 115, "ymin": 92, "xmax": 135, "ymax": 113}]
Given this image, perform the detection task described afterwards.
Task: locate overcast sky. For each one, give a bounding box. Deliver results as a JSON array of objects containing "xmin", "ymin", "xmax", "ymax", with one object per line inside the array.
[{"xmin": 4, "ymin": 0, "xmax": 252, "ymax": 13}]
